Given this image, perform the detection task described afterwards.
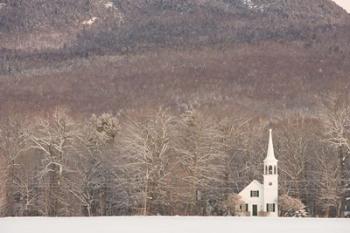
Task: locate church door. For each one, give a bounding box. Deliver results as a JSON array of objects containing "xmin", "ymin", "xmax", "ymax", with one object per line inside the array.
[{"xmin": 252, "ymin": 205, "xmax": 258, "ymax": 216}]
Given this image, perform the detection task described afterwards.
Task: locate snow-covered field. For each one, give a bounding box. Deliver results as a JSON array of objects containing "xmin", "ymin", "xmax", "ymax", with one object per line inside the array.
[{"xmin": 0, "ymin": 217, "xmax": 349, "ymax": 233}]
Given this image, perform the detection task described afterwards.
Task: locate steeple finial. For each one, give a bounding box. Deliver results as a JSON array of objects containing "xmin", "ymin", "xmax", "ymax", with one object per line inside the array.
[{"xmin": 265, "ymin": 129, "xmax": 277, "ymax": 162}]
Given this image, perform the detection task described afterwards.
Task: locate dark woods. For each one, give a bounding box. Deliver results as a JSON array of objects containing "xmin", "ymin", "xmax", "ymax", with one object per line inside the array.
[{"xmin": 0, "ymin": 95, "xmax": 349, "ymax": 217}]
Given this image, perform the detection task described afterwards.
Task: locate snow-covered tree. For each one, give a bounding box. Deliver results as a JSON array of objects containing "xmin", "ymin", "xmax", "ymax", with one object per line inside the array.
[
  {"xmin": 0, "ymin": 114, "xmax": 27, "ymax": 216},
  {"xmin": 279, "ymin": 194, "xmax": 308, "ymax": 217},
  {"xmin": 172, "ymin": 109, "xmax": 227, "ymax": 215},
  {"xmin": 225, "ymin": 193, "xmax": 244, "ymax": 216},
  {"xmin": 26, "ymin": 108, "xmax": 80, "ymax": 216},
  {"xmin": 314, "ymin": 145, "xmax": 342, "ymax": 217},
  {"xmin": 119, "ymin": 109, "xmax": 174, "ymax": 215},
  {"xmin": 70, "ymin": 113, "xmax": 125, "ymax": 216},
  {"xmin": 320, "ymin": 94, "xmax": 350, "ymax": 216}
]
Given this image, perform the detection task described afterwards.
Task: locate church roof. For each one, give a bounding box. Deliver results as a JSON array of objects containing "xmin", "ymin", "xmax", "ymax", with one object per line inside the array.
[
  {"xmin": 264, "ymin": 129, "xmax": 278, "ymax": 162},
  {"xmin": 238, "ymin": 180, "xmax": 263, "ymax": 195}
]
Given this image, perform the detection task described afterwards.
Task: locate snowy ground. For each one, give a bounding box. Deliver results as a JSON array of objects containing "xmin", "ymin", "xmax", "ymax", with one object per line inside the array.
[{"xmin": 0, "ymin": 217, "xmax": 349, "ymax": 233}]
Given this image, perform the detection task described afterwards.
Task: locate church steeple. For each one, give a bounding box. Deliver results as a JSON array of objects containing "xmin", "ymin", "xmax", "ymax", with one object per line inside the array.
[
  {"xmin": 265, "ymin": 129, "xmax": 277, "ymax": 163},
  {"xmin": 263, "ymin": 129, "xmax": 278, "ymax": 217}
]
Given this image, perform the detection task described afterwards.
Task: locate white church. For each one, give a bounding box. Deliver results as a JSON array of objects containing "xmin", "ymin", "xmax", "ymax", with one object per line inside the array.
[{"xmin": 238, "ymin": 129, "xmax": 278, "ymax": 217}]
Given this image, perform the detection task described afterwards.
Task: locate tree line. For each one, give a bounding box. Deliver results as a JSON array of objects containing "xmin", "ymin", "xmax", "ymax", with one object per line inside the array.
[{"xmin": 0, "ymin": 95, "xmax": 349, "ymax": 217}]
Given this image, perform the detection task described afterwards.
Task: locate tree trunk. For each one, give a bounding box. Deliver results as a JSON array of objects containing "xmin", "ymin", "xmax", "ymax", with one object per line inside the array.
[
  {"xmin": 337, "ymin": 146, "xmax": 346, "ymax": 217},
  {"xmin": 143, "ymin": 168, "xmax": 149, "ymax": 216},
  {"xmin": 5, "ymin": 160, "xmax": 16, "ymax": 216},
  {"xmin": 87, "ymin": 205, "xmax": 91, "ymax": 217},
  {"xmin": 48, "ymin": 164, "xmax": 61, "ymax": 216}
]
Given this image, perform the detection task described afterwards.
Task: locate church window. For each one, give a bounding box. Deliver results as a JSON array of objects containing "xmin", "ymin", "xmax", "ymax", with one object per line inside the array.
[
  {"xmin": 250, "ymin": 190, "xmax": 259, "ymax": 197},
  {"xmin": 267, "ymin": 203, "xmax": 275, "ymax": 212},
  {"xmin": 240, "ymin": 204, "xmax": 249, "ymax": 212},
  {"xmin": 274, "ymin": 166, "xmax": 277, "ymax": 174},
  {"xmin": 268, "ymin": 165, "xmax": 273, "ymax": 174}
]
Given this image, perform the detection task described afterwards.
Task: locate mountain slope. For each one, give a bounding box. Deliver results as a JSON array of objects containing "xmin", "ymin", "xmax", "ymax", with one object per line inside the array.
[
  {"xmin": 0, "ymin": 0, "xmax": 349, "ymax": 51},
  {"xmin": 0, "ymin": 0, "xmax": 349, "ymax": 116}
]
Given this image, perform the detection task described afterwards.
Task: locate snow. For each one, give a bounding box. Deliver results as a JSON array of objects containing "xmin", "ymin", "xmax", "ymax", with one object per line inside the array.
[
  {"xmin": 104, "ymin": 2, "xmax": 114, "ymax": 9},
  {"xmin": 243, "ymin": 0, "xmax": 256, "ymax": 9},
  {"xmin": 0, "ymin": 217, "xmax": 349, "ymax": 233},
  {"xmin": 241, "ymin": 0, "xmax": 265, "ymax": 12},
  {"xmin": 82, "ymin": 17, "xmax": 98, "ymax": 25}
]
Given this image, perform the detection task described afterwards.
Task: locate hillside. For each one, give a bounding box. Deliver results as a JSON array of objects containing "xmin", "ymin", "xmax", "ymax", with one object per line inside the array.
[
  {"xmin": 1, "ymin": 1, "xmax": 350, "ymax": 219},
  {"xmin": 1, "ymin": 0, "xmax": 348, "ymax": 50},
  {"xmin": 0, "ymin": 0, "xmax": 349, "ymax": 116}
]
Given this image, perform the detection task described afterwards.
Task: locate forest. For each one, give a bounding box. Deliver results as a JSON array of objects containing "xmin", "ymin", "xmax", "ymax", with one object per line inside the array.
[
  {"xmin": 1, "ymin": 0, "xmax": 350, "ymax": 219},
  {"xmin": 0, "ymin": 93, "xmax": 349, "ymax": 218}
]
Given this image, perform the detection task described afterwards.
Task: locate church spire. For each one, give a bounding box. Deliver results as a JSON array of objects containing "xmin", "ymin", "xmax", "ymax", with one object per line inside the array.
[{"xmin": 265, "ymin": 129, "xmax": 277, "ymax": 162}]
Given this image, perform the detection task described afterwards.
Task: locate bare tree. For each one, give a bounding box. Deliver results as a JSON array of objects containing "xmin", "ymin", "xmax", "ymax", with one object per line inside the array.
[
  {"xmin": 0, "ymin": 114, "xmax": 27, "ymax": 216},
  {"xmin": 172, "ymin": 109, "xmax": 227, "ymax": 215},
  {"xmin": 312, "ymin": 145, "xmax": 342, "ymax": 217},
  {"xmin": 26, "ymin": 108, "xmax": 80, "ymax": 216},
  {"xmin": 320, "ymin": 94, "xmax": 350, "ymax": 217},
  {"xmin": 220, "ymin": 116, "xmax": 267, "ymax": 196},
  {"xmin": 276, "ymin": 115, "xmax": 312, "ymax": 199},
  {"xmin": 12, "ymin": 168, "xmax": 42, "ymax": 216},
  {"xmin": 119, "ymin": 109, "xmax": 174, "ymax": 215},
  {"xmin": 69, "ymin": 113, "xmax": 124, "ymax": 216}
]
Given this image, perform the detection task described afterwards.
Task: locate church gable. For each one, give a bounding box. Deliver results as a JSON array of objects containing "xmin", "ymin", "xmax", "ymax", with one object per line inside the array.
[
  {"xmin": 239, "ymin": 180, "xmax": 263, "ymax": 197},
  {"xmin": 237, "ymin": 180, "xmax": 264, "ymax": 216}
]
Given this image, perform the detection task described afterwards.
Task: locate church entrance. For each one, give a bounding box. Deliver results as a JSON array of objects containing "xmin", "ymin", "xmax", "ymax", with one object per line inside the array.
[{"xmin": 252, "ymin": 205, "xmax": 258, "ymax": 216}]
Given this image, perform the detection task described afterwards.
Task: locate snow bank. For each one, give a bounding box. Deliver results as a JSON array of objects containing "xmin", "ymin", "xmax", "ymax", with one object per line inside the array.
[{"xmin": 1, "ymin": 217, "xmax": 349, "ymax": 233}]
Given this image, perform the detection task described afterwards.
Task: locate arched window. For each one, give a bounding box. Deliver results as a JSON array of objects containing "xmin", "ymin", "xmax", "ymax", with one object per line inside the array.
[
  {"xmin": 274, "ymin": 166, "xmax": 277, "ymax": 174},
  {"xmin": 265, "ymin": 166, "xmax": 268, "ymax": 175},
  {"xmin": 268, "ymin": 165, "xmax": 273, "ymax": 174}
]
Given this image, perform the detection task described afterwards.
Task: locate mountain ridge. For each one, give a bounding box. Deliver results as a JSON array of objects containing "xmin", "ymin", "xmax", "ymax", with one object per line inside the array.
[{"xmin": 0, "ymin": 0, "xmax": 349, "ymax": 51}]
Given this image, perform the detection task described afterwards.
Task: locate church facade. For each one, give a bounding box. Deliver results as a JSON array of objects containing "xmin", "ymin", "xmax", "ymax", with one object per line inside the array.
[{"xmin": 238, "ymin": 129, "xmax": 278, "ymax": 217}]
